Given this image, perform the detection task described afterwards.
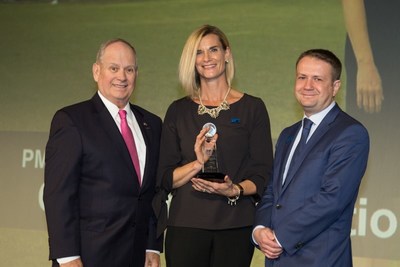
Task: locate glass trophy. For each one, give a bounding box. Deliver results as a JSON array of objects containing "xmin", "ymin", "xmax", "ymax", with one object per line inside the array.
[{"xmin": 197, "ymin": 123, "xmax": 225, "ymax": 183}]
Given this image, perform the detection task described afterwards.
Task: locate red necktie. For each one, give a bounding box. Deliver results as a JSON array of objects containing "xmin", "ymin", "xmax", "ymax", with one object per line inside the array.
[{"xmin": 118, "ymin": 110, "xmax": 141, "ymax": 185}]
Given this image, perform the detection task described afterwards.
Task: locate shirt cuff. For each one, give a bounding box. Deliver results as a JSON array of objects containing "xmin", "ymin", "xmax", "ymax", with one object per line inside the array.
[
  {"xmin": 273, "ymin": 232, "xmax": 283, "ymax": 248},
  {"xmin": 57, "ymin": 256, "xmax": 80, "ymax": 264},
  {"xmin": 56, "ymin": 251, "xmax": 159, "ymax": 263},
  {"xmin": 146, "ymin": 249, "xmax": 160, "ymax": 255}
]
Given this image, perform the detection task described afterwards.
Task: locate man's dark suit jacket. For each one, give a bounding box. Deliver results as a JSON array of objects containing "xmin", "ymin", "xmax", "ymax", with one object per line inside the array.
[
  {"xmin": 254, "ymin": 104, "xmax": 369, "ymax": 267},
  {"xmin": 44, "ymin": 93, "xmax": 162, "ymax": 267}
]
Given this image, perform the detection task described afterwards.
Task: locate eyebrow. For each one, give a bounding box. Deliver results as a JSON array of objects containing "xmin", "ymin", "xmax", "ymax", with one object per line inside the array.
[
  {"xmin": 297, "ymin": 73, "xmax": 324, "ymax": 78},
  {"xmin": 103, "ymin": 62, "xmax": 136, "ymax": 68},
  {"xmin": 197, "ymin": 45, "xmax": 220, "ymax": 51}
]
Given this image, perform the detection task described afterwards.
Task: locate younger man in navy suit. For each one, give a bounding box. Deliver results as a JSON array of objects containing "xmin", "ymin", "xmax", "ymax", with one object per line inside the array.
[{"xmin": 253, "ymin": 49, "xmax": 369, "ymax": 267}]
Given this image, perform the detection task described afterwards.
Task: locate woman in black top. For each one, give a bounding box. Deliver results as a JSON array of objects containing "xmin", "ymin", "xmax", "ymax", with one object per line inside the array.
[{"xmin": 154, "ymin": 24, "xmax": 273, "ymax": 267}]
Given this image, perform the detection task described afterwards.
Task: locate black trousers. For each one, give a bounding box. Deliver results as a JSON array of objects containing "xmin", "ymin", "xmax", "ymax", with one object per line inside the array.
[{"xmin": 165, "ymin": 226, "xmax": 254, "ymax": 267}]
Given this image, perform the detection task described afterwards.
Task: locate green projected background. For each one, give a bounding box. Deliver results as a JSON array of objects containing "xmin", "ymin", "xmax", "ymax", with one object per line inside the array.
[{"xmin": 0, "ymin": 0, "xmax": 345, "ymax": 137}]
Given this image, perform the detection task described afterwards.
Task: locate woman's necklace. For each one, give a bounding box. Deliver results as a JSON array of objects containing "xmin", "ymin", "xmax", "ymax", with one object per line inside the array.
[{"xmin": 197, "ymin": 87, "xmax": 231, "ymax": 118}]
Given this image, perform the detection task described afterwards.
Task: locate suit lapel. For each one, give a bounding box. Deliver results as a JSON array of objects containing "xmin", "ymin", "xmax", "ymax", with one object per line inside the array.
[
  {"xmin": 276, "ymin": 124, "xmax": 300, "ymax": 194},
  {"xmin": 281, "ymin": 105, "xmax": 341, "ymax": 193}
]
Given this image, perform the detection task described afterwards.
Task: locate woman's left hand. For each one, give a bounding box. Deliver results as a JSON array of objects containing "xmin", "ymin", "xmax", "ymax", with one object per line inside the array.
[{"xmin": 191, "ymin": 175, "xmax": 237, "ymax": 197}]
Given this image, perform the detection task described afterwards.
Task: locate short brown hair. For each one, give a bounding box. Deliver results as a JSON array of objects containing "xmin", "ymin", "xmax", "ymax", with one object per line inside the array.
[{"xmin": 296, "ymin": 49, "xmax": 342, "ymax": 81}]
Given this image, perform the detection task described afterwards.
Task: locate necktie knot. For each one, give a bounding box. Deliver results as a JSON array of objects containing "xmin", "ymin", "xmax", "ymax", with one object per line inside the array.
[
  {"xmin": 118, "ymin": 109, "xmax": 127, "ymax": 120},
  {"xmin": 301, "ymin": 118, "xmax": 313, "ymax": 144}
]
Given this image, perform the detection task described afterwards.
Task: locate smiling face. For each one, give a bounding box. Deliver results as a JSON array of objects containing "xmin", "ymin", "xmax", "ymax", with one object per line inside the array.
[
  {"xmin": 295, "ymin": 56, "xmax": 341, "ymax": 116},
  {"xmin": 92, "ymin": 41, "xmax": 137, "ymax": 108},
  {"xmin": 195, "ymin": 34, "xmax": 230, "ymax": 83}
]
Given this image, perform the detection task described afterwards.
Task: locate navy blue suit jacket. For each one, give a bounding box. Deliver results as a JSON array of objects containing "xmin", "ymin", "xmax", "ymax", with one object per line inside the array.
[
  {"xmin": 254, "ymin": 104, "xmax": 369, "ymax": 267},
  {"xmin": 44, "ymin": 93, "xmax": 162, "ymax": 267}
]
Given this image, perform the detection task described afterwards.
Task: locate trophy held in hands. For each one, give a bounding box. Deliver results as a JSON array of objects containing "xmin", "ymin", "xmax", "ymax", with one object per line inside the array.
[{"xmin": 197, "ymin": 123, "xmax": 225, "ymax": 183}]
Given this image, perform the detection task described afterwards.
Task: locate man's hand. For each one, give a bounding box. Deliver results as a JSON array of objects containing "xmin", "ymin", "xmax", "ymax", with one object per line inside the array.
[
  {"xmin": 253, "ymin": 227, "xmax": 283, "ymax": 259},
  {"xmin": 145, "ymin": 252, "xmax": 160, "ymax": 267},
  {"xmin": 60, "ymin": 258, "xmax": 83, "ymax": 267}
]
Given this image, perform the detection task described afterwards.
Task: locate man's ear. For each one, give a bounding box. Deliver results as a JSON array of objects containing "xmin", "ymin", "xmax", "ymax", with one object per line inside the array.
[
  {"xmin": 92, "ymin": 63, "xmax": 100, "ymax": 82},
  {"xmin": 333, "ymin": 80, "xmax": 341, "ymax": 97}
]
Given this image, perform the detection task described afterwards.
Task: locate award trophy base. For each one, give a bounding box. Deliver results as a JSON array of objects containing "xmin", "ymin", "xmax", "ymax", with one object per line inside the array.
[{"xmin": 197, "ymin": 172, "xmax": 225, "ymax": 183}]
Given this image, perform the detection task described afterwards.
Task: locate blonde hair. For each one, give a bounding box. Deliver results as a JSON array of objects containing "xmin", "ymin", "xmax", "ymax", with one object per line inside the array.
[{"xmin": 179, "ymin": 25, "xmax": 234, "ymax": 97}]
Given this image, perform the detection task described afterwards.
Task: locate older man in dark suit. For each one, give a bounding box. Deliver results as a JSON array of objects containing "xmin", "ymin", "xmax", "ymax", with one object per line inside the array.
[
  {"xmin": 44, "ymin": 39, "xmax": 162, "ymax": 267},
  {"xmin": 253, "ymin": 49, "xmax": 369, "ymax": 267}
]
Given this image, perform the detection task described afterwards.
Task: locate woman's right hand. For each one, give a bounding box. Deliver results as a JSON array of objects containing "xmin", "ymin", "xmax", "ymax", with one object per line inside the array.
[
  {"xmin": 194, "ymin": 127, "xmax": 218, "ymax": 164},
  {"xmin": 172, "ymin": 127, "xmax": 218, "ymax": 189}
]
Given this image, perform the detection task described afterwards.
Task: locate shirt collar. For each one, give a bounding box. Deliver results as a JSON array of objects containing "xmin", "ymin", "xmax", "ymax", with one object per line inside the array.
[
  {"xmin": 304, "ymin": 101, "xmax": 336, "ymax": 126},
  {"xmin": 97, "ymin": 91, "xmax": 131, "ymax": 119}
]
